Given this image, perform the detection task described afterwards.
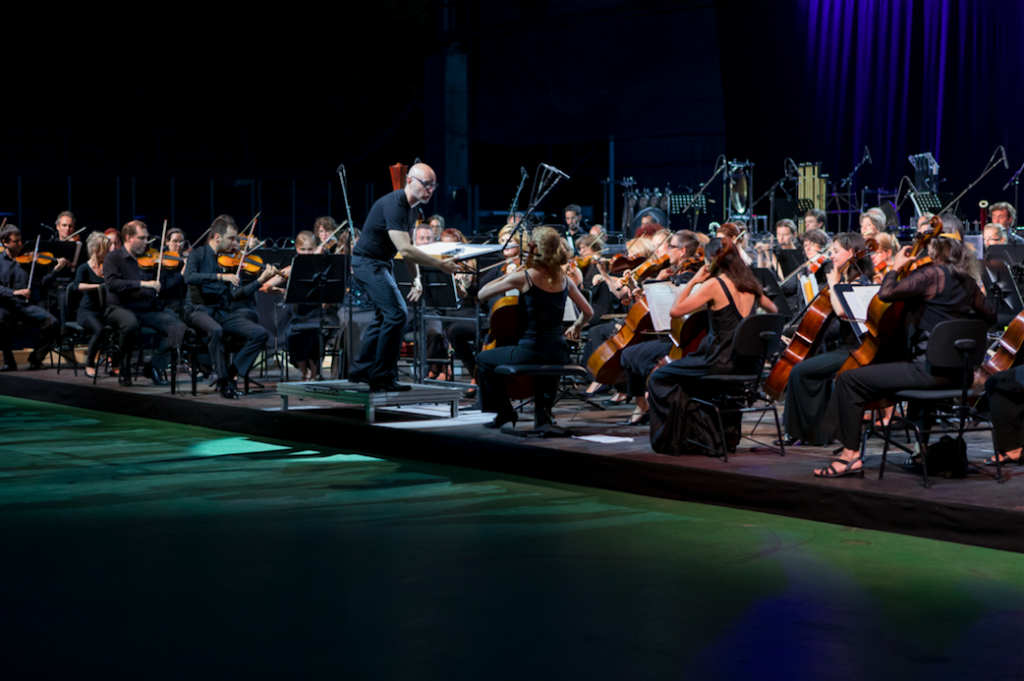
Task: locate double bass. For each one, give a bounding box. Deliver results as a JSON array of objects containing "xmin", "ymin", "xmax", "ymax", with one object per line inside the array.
[{"xmin": 763, "ymin": 238, "xmax": 876, "ymax": 400}]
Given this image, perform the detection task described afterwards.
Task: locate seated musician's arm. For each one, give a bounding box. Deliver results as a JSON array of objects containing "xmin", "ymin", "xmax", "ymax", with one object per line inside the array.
[
  {"xmin": 104, "ymin": 254, "xmax": 142, "ymax": 293},
  {"xmin": 878, "ymin": 267, "xmax": 935, "ymax": 302},
  {"xmin": 183, "ymin": 248, "xmax": 219, "ymax": 284},
  {"xmin": 670, "ymin": 274, "xmax": 716, "ymax": 318},
  {"xmin": 478, "ymin": 270, "xmax": 527, "ymax": 302},
  {"xmin": 758, "ymin": 292, "xmax": 778, "ymax": 314}
]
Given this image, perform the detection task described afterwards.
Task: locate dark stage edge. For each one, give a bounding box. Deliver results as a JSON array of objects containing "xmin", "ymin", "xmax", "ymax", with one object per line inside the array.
[{"xmin": 2, "ymin": 373, "xmax": 1021, "ymax": 553}]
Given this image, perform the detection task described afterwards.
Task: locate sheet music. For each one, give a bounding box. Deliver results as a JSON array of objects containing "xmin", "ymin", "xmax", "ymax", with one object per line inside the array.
[
  {"xmin": 563, "ymin": 295, "xmax": 578, "ymax": 322},
  {"xmin": 643, "ymin": 281, "xmax": 685, "ymax": 332},
  {"xmin": 416, "ymin": 242, "xmax": 504, "ymax": 260},
  {"xmin": 834, "ymin": 284, "xmax": 881, "ymax": 337},
  {"xmin": 798, "ymin": 272, "xmax": 819, "ymax": 305}
]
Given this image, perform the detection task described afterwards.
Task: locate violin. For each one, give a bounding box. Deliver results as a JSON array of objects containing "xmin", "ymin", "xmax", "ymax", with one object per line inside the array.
[
  {"xmin": 138, "ymin": 249, "xmax": 184, "ymax": 271},
  {"xmin": 665, "ymin": 241, "xmax": 735, "ymax": 362},
  {"xmin": 15, "ymin": 251, "xmax": 57, "ymax": 266}
]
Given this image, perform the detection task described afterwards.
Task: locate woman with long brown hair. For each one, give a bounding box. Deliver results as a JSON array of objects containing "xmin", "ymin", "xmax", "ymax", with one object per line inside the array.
[
  {"xmin": 818, "ymin": 233, "xmax": 995, "ymax": 478},
  {"xmin": 476, "ymin": 226, "xmax": 593, "ymax": 429},
  {"xmin": 648, "ymin": 237, "xmax": 777, "ymax": 454}
]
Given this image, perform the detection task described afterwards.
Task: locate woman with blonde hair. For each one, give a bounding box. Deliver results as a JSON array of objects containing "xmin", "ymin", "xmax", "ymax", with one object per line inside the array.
[
  {"xmin": 69, "ymin": 231, "xmax": 111, "ymax": 377},
  {"xmin": 476, "ymin": 226, "xmax": 593, "ymax": 429}
]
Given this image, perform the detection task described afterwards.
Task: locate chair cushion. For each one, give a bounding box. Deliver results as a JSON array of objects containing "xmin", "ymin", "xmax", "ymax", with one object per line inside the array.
[
  {"xmin": 894, "ymin": 389, "xmax": 982, "ymax": 401},
  {"xmin": 494, "ymin": 364, "xmax": 588, "ymax": 378}
]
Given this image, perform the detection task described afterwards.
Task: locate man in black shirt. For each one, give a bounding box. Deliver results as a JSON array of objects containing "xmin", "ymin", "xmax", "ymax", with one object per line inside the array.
[
  {"xmin": 104, "ymin": 220, "xmax": 187, "ymax": 386},
  {"xmin": 0, "ymin": 224, "xmax": 68, "ymax": 370},
  {"xmin": 184, "ymin": 216, "xmax": 278, "ymax": 399},
  {"xmin": 350, "ymin": 162, "xmax": 460, "ymax": 391}
]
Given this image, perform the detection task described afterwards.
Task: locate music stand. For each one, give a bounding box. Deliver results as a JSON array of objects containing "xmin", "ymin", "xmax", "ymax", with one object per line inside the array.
[
  {"xmin": 395, "ymin": 265, "xmax": 461, "ymax": 382},
  {"xmin": 776, "ymin": 250, "xmax": 804, "ymax": 278},
  {"xmin": 988, "ymin": 244, "xmax": 1024, "ymax": 267},
  {"xmin": 285, "ymin": 254, "xmax": 348, "ymax": 380},
  {"xmin": 981, "ymin": 259, "xmax": 1024, "ymax": 329},
  {"xmin": 754, "ymin": 267, "xmax": 794, "ymax": 319}
]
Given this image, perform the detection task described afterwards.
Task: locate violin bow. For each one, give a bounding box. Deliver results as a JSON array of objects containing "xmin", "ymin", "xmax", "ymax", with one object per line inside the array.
[
  {"xmin": 157, "ymin": 220, "xmax": 168, "ymax": 282},
  {"xmin": 27, "ymin": 235, "xmax": 41, "ymax": 290},
  {"xmin": 62, "ymin": 226, "xmax": 87, "ymax": 242},
  {"xmin": 235, "ymin": 218, "xmax": 260, "ymax": 277}
]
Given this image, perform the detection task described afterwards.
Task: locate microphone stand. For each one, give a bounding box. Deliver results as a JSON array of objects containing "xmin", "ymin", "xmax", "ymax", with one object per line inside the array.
[
  {"xmin": 936, "ymin": 146, "xmax": 1008, "ymax": 218},
  {"xmin": 336, "ymin": 164, "xmax": 357, "ymax": 381},
  {"xmin": 679, "ymin": 155, "xmax": 727, "ymax": 232},
  {"xmin": 1005, "ymin": 161, "xmax": 1022, "ymax": 216},
  {"xmin": 507, "ymin": 168, "xmax": 529, "ymax": 225}
]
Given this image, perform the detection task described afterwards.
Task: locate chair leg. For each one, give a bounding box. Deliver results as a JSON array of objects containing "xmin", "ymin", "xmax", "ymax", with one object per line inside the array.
[{"xmin": 770, "ymin": 404, "xmax": 785, "ymax": 457}]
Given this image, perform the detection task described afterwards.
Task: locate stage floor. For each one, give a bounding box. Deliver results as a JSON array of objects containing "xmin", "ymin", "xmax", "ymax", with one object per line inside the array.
[
  {"xmin": 1, "ymin": 366, "xmax": 1021, "ymax": 552},
  {"xmin": 1, "ymin": 393, "xmax": 1021, "ymax": 679}
]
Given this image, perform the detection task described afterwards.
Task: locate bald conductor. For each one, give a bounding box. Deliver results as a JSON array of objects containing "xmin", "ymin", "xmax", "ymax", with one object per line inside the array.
[{"xmin": 348, "ymin": 163, "xmax": 459, "ymax": 392}]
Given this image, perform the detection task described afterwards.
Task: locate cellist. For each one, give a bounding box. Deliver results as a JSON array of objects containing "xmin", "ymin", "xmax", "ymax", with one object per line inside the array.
[
  {"xmin": 817, "ymin": 226, "xmax": 996, "ymax": 478},
  {"xmin": 775, "ymin": 233, "xmax": 875, "ymax": 447}
]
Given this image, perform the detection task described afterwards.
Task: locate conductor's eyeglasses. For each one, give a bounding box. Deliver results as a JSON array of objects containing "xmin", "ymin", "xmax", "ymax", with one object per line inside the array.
[{"xmin": 409, "ymin": 176, "xmax": 438, "ymax": 190}]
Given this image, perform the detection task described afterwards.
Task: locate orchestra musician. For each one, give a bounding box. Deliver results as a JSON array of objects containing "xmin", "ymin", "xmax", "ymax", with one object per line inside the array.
[
  {"xmin": 804, "ymin": 208, "xmax": 827, "ymax": 232},
  {"xmin": 984, "ymin": 367, "xmax": 1024, "ymax": 467},
  {"xmin": 475, "ymin": 226, "xmax": 593, "ymax": 429},
  {"xmin": 68, "ymin": 231, "xmax": 111, "ymax": 377},
  {"xmin": 564, "ymin": 204, "xmax": 583, "ymax": 253},
  {"xmin": 55, "ymin": 211, "xmax": 79, "ymax": 242},
  {"xmin": 427, "ymin": 214, "xmax": 445, "ymax": 241},
  {"xmin": 648, "ymin": 237, "xmax": 777, "ymax": 454},
  {"xmin": 989, "ymin": 202, "xmax": 1018, "ymax": 234},
  {"xmin": 414, "ymin": 224, "xmax": 435, "ymax": 246},
  {"xmin": 103, "ymin": 220, "xmax": 187, "ymax": 386},
  {"xmin": 183, "ymin": 216, "xmax": 278, "ymax": 398},
  {"xmin": 618, "ymin": 230, "xmax": 703, "ymax": 425},
  {"xmin": 754, "ymin": 219, "xmax": 798, "ymax": 275},
  {"xmin": 871, "ymin": 233, "xmax": 899, "ymax": 279},
  {"xmin": 817, "ymin": 231, "xmax": 996, "ymax": 478},
  {"xmin": 104, "ymin": 228, "xmax": 123, "ymax": 252},
  {"xmin": 162, "ymin": 228, "xmax": 189, "ymax": 316},
  {"xmin": 314, "ymin": 216, "xmax": 340, "ymax": 254},
  {"xmin": 775, "ymin": 233, "xmax": 875, "ymax": 447},
  {"xmin": 0, "ymin": 224, "xmax": 69, "ymax": 371},
  {"xmin": 858, "ymin": 208, "xmax": 886, "ymax": 240},
  {"xmin": 347, "ymin": 162, "xmax": 459, "ymax": 392}
]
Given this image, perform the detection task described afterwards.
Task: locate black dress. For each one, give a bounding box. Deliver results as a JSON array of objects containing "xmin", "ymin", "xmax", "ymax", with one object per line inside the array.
[
  {"xmin": 648, "ymin": 277, "xmax": 751, "ymax": 455},
  {"xmin": 69, "ymin": 263, "xmax": 106, "ymax": 368},
  {"xmin": 476, "ymin": 272, "xmax": 569, "ymax": 424}
]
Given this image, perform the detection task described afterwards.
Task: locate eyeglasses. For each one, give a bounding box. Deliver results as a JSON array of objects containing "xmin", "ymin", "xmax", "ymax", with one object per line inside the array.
[{"xmin": 409, "ymin": 176, "xmax": 438, "ymax": 190}]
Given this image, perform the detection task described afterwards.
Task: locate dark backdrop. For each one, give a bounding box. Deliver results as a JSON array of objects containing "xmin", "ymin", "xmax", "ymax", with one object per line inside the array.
[{"xmin": 1, "ymin": 1, "xmax": 1020, "ymax": 242}]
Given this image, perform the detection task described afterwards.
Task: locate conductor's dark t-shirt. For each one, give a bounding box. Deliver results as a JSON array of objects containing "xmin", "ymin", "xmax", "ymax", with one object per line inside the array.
[{"xmin": 354, "ymin": 189, "xmax": 415, "ymax": 262}]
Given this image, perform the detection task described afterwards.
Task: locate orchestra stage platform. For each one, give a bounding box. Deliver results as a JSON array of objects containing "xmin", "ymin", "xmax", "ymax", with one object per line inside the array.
[{"xmin": 1, "ymin": 367, "xmax": 1020, "ymax": 553}]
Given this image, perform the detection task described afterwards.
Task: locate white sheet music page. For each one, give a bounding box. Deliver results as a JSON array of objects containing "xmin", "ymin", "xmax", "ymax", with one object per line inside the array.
[
  {"xmin": 835, "ymin": 284, "xmax": 881, "ymax": 337},
  {"xmin": 643, "ymin": 281, "xmax": 686, "ymax": 332}
]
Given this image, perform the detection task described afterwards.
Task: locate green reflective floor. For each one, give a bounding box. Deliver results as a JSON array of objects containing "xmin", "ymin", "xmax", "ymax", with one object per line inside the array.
[{"xmin": 1, "ymin": 395, "xmax": 1021, "ymax": 680}]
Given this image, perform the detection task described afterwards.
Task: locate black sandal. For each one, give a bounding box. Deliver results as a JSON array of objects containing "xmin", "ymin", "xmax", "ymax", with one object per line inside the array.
[
  {"xmin": 814, "ymin": 457, "xmax": 864, "ymax": 478},
  {"xmin": 984, "ymin": 452, "xmax": 1023, "ymax": 466}
]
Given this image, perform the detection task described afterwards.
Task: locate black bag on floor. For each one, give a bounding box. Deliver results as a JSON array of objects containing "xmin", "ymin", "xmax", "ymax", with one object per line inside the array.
[{"xmin": 905, "ymin": 435, "xmax": 968, "ymax": 479}]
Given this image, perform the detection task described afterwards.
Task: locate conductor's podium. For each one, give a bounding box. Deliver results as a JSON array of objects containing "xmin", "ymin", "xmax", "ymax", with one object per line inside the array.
[{"xmin": 276, "ymin": 380, "xmax": 463, "ymax": 423}]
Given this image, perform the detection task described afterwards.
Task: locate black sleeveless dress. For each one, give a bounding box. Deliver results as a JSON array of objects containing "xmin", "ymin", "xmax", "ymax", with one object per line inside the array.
[
  {"xmin": 648, "ymin": 277, "xmax": 752, "ymax": 454},
  {"xmin": 476, "ymin": 272, "xmax": 570, "ymax": 423}
]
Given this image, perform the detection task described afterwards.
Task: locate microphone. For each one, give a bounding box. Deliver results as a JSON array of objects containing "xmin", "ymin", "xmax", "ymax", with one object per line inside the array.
[
  {"xmin": 1001, "ymin": 146, "xmax": 1009, "ymax": 169},
  {"xmin": 40, "ymin": 222, "xmax": 56, "ymax": 235},
  {"xmin": 864, "ymin": 146, "xmax": 872, "ymax": 164}
]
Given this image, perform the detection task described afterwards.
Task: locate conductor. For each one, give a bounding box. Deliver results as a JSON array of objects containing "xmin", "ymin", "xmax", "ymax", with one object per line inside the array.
[{"xmin": 349, "ymin": 162, "xmax": 460, "ymax": 391}]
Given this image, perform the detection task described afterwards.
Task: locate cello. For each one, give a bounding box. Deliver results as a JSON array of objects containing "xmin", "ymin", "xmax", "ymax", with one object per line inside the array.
[
  {"xmin": 763, "ymin": 238, "xmax": 876, "ymax": 400},
  {"xmin": 836, "ymin": 216, "xmax": 941, "ymax": 377},
  {"xmin": 970, "ymin": 310, "xmax": 1024, "ymax": 399}
]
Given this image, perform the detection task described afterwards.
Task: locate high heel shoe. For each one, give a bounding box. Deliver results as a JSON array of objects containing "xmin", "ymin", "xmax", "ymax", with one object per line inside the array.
[
  {"xmin": 984, "ymin": 452, "xmax": 1023, "ymax": 466},
  {"xmin": 484, "ymin": 412, "xmax": 517, "ymax": 429}
]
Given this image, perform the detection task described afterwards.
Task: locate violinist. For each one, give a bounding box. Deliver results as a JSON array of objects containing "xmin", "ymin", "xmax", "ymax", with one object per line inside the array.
[
  {"xmin": 183, "ymin": 216, "xmax": 278, "ymax": 398},
  {"xmin": 618, "ymin": 231, "xmax": 703, "ymax": 425},
  {"xmin": 103, "ymin": 220, "xmax": 187, "ymax": 386},
  {"xmin": 804, "ymin": 208, "xmax": 826, "ymax": 232},
  {"xmin": 476, "ymin": 226, "xmax": 593, "ymax": 428},
  {"xmin": 414, "ymin": 224, "xmax": 435, "ymax": 246},
  {"xmin": 161, "ymin": 228, "xmax": 189, "ymax": 316},
  {"xmin": 775, "ymin": 233, "xmax": 875, "ymax": 447},
  {"xmin": 871, "ymin": 233, "xmax": 899, "ymax": 280},
  {"xmin": 0, "ymin": 224, "xmax": 68, "ymax": 371},
  {"xmin": 69, "ymin": 231, "xmax": 111, "ymax": 377},
  {"xmin": 104, "ymin": 228, "xmax": 123, "ymax": 252},
  {"xmin": 717, "ymin": 222, "xmax": 753, "ymax": 266},
  {"xmin": 818, "ymin": 231, "xmax": 996, "ymax": 478},
  {"xmin": 55, "ymin": 211, "xmax": 80, "ymax": 242},
  {"xmin": 648, "ymin": 237, "xmax": 778, "ymax": 455}
]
